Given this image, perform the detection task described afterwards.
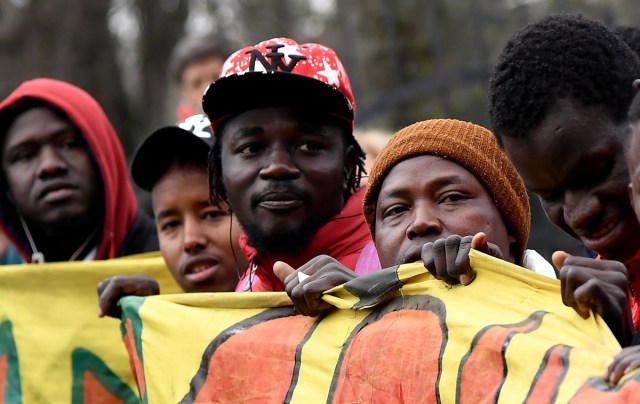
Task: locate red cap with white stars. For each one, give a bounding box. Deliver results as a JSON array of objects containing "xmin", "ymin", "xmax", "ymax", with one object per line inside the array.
[{"xmin": 202, "ymin": 37, "xmax": 355, "ymax": 130}]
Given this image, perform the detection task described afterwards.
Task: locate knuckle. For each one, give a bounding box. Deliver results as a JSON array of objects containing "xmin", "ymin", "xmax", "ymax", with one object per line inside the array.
[
  {"xmin": 110, "ymin": 276, "xmax": 127, "ymax": 287},
  {"xmin": 611, "ymin": 262, "xmax": 628, "ymax": 274},
  {"xmin": 459, "ymin": 235, "xmax": 473, "ymax": 247},
  {"xmin": 578, "ymin": 278, "xmax": 599, "ymax": 294},
  {"xmin": 560, "ymin": 266, "xmax": 579, "ymax": 280},
  {"xmin": 562, "ymin": 256, "xmax": 578, "ymax": 266},
  {"xmin": 610, "ymin": 272, "xmax": 630, "ymax": 285},
  {"xmin": 421, "ymin": 243, "xmax": 433, "ymax": 255},
  {"xmin": 317, "ymin": 255, "xmax": 331, "ymax": 264},
  {"xmin": 445, "ymin": 235, "xmax": 462, "ymax": 246},
  {"xmin": 290, "ymin": 289, "xmax": 304, "ymax": 302},
  {"xmin": 433, "ymin": 239, "xmax": 446, "ymax": 252}
]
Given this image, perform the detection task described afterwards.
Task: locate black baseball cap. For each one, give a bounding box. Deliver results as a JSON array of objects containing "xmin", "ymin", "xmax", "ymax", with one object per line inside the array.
[{"xmin": 131, "ymin": 114, "xmax": 214, "ymax": 191}]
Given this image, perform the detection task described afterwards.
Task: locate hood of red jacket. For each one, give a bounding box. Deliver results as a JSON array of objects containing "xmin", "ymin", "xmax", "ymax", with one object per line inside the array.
[{"xmin": 0, "ymin": 78, "xmax": 138, "ymax": 261}]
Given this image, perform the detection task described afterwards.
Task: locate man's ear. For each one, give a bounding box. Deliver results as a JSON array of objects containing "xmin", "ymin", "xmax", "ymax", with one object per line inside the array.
[{"xmin": 343, "ymin": 144, "xmax": 356, "ymax": 186}]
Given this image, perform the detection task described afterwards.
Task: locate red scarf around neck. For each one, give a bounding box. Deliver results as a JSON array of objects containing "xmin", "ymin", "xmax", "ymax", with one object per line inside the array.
[
  {"xmin": 235, "ymin": 187, "xmax": 371, "ymax": 292},
  {"xmin": 623, "ymin": 250, "xmax": 640, "ymax": 330}
]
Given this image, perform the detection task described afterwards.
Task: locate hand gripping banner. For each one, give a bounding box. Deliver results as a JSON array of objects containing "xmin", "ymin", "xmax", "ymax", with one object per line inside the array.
[
  {"xmin": 0, "ymin": 253, "xmax": 181, "ymax": 403},
  {"xmin": 120, "ymin": 250, "xmax": 640, "ymax": 403}
]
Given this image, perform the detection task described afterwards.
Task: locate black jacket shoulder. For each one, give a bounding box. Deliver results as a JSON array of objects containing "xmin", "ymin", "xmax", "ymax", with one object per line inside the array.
[{"xmin": 118, "ymin": 211, "xmax": 159, "ymax": 257}]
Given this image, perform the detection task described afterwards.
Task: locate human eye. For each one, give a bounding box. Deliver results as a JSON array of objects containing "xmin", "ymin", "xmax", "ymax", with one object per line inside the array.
[
  {"xmin": 62, "ymin": 138, "xmax": 82, "ymax": 149},
  {"xmin": 58, "ymin": 131, "xmax": 84, "ymax": 150},
  {"xmin": 298, "ymin": 141, "xmax": 324, "ymax": 152},
  {"xmin": 439, "ymin": 192, "xmax": 468, "ymax": 204},
  {"xmin": 8, "ymin": 147, "xmax": 36, "ymax": 164},
  {"xmin": 203, "ymin": 209, "xmax": 229, "ymax": 221},
  {"xmin": 237, "ymin": 143, "xmax": 264, "ymax": 156},
  {"xmin": 582, "ymin": 157, "xmax": 614, "ymax": 186},
  {"xmin": 159, "ymin": 219, "xmax": 181, "ymax": 233},
  {"xmin": 382, "ymin": 204, "xmax": 408, "ymax": 219},
  {"xmin": 537, "ymin": 190, "xmax": 562, "ymax": 203},
  {"xmin": 191, "ymin": 77, "xmax": 204, "ymax": 90}
]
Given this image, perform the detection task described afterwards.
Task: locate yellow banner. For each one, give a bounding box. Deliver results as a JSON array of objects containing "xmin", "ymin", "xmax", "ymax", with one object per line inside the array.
[
  {"xmin": 0, "ymin": 253, "xmax": 181, "ymax": 403},
  {"xmin": 121, "ymin": 250, "xmax": 640, "ymax": 403}
]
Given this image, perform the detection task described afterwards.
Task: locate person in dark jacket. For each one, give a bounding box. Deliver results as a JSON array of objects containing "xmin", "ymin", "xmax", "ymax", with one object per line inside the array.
[
  {"xmin": 0, "ymin": 78, "xmax": 158, "ymax": 264},
  {"xmin": 97, "ymin": 114, "xmax": 247, "ymax": 318},
  {"xmin": 488, "ymin": 14, "xmax": 638, "ymax": 347}
]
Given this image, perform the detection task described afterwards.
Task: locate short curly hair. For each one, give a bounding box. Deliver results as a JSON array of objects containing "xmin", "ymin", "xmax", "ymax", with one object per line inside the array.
[
  {"xmin": 488, "ymin": 14, "xmax": 640, "ymax": 143},
  {"xmin": 613, "ymin": 25, "xmax": 640, "ymax": 59}
]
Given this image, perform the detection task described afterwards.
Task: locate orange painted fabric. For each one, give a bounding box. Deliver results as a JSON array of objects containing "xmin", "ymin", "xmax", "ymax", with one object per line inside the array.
[{"xmin": 120, "ymin": 251, "xmax": 638, "ymax": 403}]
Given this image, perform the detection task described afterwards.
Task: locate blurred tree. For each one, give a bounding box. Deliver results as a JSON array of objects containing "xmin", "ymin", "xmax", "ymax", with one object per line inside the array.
[
  {"xmin": 0, "ymin": 0, "xmax": 636, "ymax": 257},
  {"xmin": 131, "ymin": 0, "xmax": 189, "ymax": 147},
  {"xmin": 0, "ymin": 0, "xmax": 188, "ymax": 153},
  {"xmin": 0, "ymin": 0, "xmax": 129, "ymax": 143}
]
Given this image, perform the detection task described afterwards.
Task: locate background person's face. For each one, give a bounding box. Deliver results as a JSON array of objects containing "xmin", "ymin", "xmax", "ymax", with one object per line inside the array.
[
  {"xmin": 374, "ymin": 155, "xmax": 514, "ymax": 268},
  {"xmin": 179, "ymin": 55, "xmax": 225, "ymax": 114},
  {"xmin": 1, "ymin": 107, "xmax": 101, "ymax": 229},
  {"xmin": 152, "ymin": 165, "xmax": 244, "ymax": 293},
  {"xmin": 502, "ymin": 98, "xmax": 640, "ymax": 262},
  {"xmin": 219, "ymin": 107, "xmax": 351, "ymax": 257}
]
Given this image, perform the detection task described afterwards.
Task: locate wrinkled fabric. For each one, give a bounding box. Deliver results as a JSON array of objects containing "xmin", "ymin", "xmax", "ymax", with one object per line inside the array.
[
  {"xmin": 120, "ymin": 250, "xmax": 636, "ymax": 404},
  {"xmin": 236, "ymin": 186, "xmax": 371, "ymax": 292},
  {"xmin": 0, "ymin": 254, "xmax": 182, "ymax": 402},
  {"xmin": 355, "ymin": 242, "xmax": 557, "ymax": 280}
]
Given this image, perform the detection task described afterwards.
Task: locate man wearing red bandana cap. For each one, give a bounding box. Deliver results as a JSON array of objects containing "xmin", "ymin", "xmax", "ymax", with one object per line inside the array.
[{"xmin": 204, "ymin": 38, "xmax": 371, "ymax": 292}]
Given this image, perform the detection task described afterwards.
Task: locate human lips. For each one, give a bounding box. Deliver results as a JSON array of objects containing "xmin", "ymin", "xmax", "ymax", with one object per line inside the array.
[
  {"xmin": 39, "ymin": 181, "xmax": 77, "ymax": 202},
  {"xmin": 576, "ymin": 216, "xmax": 621, "ymax": 253},
  {"xmin": 183, "ymin": 256, "xmax": 221, "ymax": 284},
  {"xmin": 256, "ymin": 191, "xmax": 304, "ymax": 210}
]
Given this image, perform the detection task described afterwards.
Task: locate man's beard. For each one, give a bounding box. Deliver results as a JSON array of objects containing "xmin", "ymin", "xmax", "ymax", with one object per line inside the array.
[
  {"xmin": 33, "ymin": 205, "xmax": 103, "ymax": 237},
  {"xmin": 242, "ymin": 216, "xmax": 329, "ymax": 260}
]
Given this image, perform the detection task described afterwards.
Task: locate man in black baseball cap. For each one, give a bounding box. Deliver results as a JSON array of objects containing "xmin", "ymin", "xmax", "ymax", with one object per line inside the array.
[{"xmin": 97, "ymin": 114, "xmax": 245, "ymax": 317}]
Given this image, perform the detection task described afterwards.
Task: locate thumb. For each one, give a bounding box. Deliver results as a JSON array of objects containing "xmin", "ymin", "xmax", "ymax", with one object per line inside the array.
[
  {"xmin": 273, "ymin": 261, "xmax": 296, "ymax": 284},
  {"xmin": 470, "ymin": 232, "xmax": 488, "ymax": 251},
  {"xmin": 552, "ymin": 250, "xmax": 570, "ymax": 271}
]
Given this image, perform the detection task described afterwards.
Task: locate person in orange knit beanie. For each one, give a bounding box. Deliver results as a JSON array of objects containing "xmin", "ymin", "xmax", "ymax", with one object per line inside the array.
[{"xmin": 275, "ymin": 118, "xmax": 557, "ymax": 316}]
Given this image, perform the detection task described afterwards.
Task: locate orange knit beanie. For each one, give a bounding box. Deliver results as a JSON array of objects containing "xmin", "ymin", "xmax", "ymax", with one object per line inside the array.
[{"xmin": 362, "ymin": 119, "xmax": 530, "ymax": 258}]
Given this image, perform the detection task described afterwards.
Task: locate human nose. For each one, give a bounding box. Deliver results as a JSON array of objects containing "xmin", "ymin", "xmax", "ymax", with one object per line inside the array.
[
  {"xmin": 183, "ymin": 217, "xmax": 207, "ymax": 254},
  {"xmin": 259, "ymin": 147, "xmax": 300, "ymax": 179},
  {"xmin": 562, "ymin": 189, "xmax": 601, "ymax": 231},
  {"xmin": 406, "ymin": 204, "xmax": 442, "ymax": 240},
  {"xmin": 36, "ymin": 146, "xmax": 68, "ymax": 179}
]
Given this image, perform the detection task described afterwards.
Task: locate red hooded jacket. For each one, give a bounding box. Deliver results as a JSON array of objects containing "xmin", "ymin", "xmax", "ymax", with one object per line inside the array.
[{"xmin": 0, "ymin": 78, "xmax": 158, "ymax": 262}]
